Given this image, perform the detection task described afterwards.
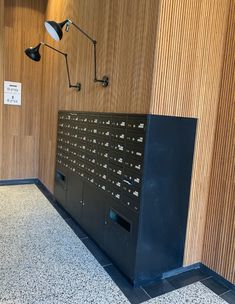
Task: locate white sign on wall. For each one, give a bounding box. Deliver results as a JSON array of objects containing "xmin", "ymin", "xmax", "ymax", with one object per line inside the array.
[{"xmin": 4, "ymin": 81, "xmax": 22, "ymax": 106}]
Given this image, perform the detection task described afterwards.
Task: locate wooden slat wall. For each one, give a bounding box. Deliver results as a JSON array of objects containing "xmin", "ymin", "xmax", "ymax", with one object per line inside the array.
[
  {"xmin": 1, "ymin": 0, "xmax": 234, "ymax": 284},
  {"xmin": 0, "ymin": 0, "xmax": 46, "ymax": 179},
  {"xmin": 202, "ymin": 0, "xmax": 235, "ymax": 284},
  {"xmin": 150, "ymin": 0, "xmax": 230, "ymax": 265},
  {"xmin": 39, "ymin": 0, "xmax": 160, "ymax": 189},
  {"xmin": 0, "ymin": 0, "xmax": 4, "ymax": 177}
]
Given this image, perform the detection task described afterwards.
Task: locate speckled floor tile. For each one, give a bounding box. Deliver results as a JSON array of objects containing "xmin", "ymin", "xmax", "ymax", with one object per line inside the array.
[
  {"xmin": 0, "ymin": 185, "xmax": 230, "ymax": 304},
  {"xmin": 0, "ymin": 185, "xmax": 129, "ymax": 304},
  {"xmin": 145, "ymin": 282, "xmax": 227, "ymax": 304}
]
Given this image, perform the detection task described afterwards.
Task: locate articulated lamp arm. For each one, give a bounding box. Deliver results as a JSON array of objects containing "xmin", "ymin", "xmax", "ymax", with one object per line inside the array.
[
  {"xmin": 45, "ymin": 19, "xmax": 109, "ymax": 87},
  {"xmin": 25, "ymin": 42, "xmax": 81, "ymax": 91}
]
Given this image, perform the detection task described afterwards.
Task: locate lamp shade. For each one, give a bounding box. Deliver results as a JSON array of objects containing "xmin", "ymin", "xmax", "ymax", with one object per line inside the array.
[
  {"xmin": 25, "ymin": 43, "xmax": 41, "ymax": 61},
  {"xmin": 44, "ymin": 20, "xmax": 67, "ymax": 41}
]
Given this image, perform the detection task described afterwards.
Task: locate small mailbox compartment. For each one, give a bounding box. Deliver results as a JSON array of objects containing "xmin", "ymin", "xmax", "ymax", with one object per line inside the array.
[
  {"xmin": 126, "ymin": 131, "xmax": 145, "ymax": 146},
  {"xmin": 123, "ymin": 170, "xmax": 142, "ymax": 188},
  {"xmin": 109, "ymin": 151, "xmax": 125, "ymax": 167},
  {"xmin": 127, "ymin": 115, "xmax": 147, "ymax": 131},
  {"xmin": 126, "ymin": 142, "xmax": 145, "ymax": 159},
  {"xmin": 98, "ymin": 115, "xmax": 112, "ymax": 126},
  {"xmin": 97, "ymin": 147, "xmax": 109, "ymax": 160},
  {"xmin": 97, "ymin": 127, "xmax": 111, "ymax": 139},
  {"xmin": 122, "ymin": 182, "xmax": 141, "ymax": 200},
  {"xmin": 85, "ymin": 143, "xmax": 97, "ymax": 155},
  {"xmin": 110, "ymin": 115, "xmax": 127, "ymax": 129},
  {"xmin": 106, "ymin": 183, "xmax": 122, "ymax": 201},
  {"xmin": 110, "ymin": 128, "xmax": 126, "ymax": 141},
  {"xmin": 110, "ymin": 141, "xmax": 125, "ymax": 153},
  {"xmin": 108, "ymin": 162, "xmax": 123, "ymax": 178},
  {"xmin": 124, "ymin": 157, "xmax": 143, "ymax": 173}
]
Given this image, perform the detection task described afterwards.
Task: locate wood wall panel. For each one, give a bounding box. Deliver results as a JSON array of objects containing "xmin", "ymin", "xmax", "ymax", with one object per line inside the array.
[
  {"xmin": 150, "ymin": 0, "xmax": 230, "ymax": 265},
  {"xmin": 0, "ymin": 0, "xmax": 4, "ymax": 177},
  {"xmin": 202, "ymin": 0, "xmax": 235, "ymax": 284},
  {"xmin": 1, "ymin": 0, "xmax": 46, "ymax": 179},
  {"xmin": 39, "ymin": 0, "xmax": 160, "ymax": 189},
  {"xmin": 2, "ymin": 0, "xmax": 234, "ymax": 285}
]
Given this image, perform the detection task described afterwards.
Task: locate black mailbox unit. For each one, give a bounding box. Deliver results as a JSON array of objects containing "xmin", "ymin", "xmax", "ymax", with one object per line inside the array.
[{"xmin": 55, "ymin": 111, "xmax": 197, "ymax": 285}]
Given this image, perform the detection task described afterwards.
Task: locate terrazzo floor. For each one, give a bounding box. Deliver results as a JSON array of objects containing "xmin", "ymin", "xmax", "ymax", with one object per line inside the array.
[{"xmin": 0, "ymin": 184, "xmax": 231, "ymax": 304}]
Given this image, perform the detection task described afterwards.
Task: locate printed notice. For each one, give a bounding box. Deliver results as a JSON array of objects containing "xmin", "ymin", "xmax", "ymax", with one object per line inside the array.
[{"xmin": 4, "ymin": 81, "xmax": 22, "ymax": 106}]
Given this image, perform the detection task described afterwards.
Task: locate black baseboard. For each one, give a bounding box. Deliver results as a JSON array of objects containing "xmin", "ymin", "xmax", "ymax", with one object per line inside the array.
[
  {"xmin": 1, "ymin": 178, "xmax": 234, "ymax": 293},
  {"xmin": 0, "ymin": 178, "xmax": 55, "ymax": 203},
  {"xmin": 200, "ymin": 263, "xmax": 235, "ymax": 292},
  {"xmin": 162, "ymin": 262, "xmax": 201, "ymax": 279},
  {"xmin": 34, "ymin": 179, "xmax": 56, "ymax": 204},
  {"xmin": 163, "ymin": 262, "xmax": 235, "ymax": 292},
  {"xmin": 0, "ymin": 178, "xmax": 37, "ymax": 186}
]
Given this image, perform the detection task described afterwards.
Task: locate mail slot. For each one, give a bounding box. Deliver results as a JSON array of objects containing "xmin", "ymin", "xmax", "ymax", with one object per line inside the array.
[
  {"xmin": 123, "ymin": 170, "xmax": 142, "ymax": 188},
  {"xmin": 55, "ymin": 169, "xmax": 67, "ymax": 190}
]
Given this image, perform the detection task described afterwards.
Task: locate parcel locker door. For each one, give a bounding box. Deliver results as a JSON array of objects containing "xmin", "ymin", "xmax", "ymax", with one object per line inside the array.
[
  {"xmin": 66, "ymin": 172, "xmax": 84, "ymax": 224},
  {"xmin": 82, "ymin": 182, "xmax": 107, "ymax": 248},
  {"xmin": 104, "ymin": 199, "xmax": 139, "ymax": 281}
]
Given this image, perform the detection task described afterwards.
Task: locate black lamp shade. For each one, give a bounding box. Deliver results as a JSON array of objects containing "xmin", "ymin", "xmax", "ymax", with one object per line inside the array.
[
  {"xmin": 44, "ymin": 20, "xmax": 67, "ymax": 41},
  {"xmin": 25, "ymin": 43, "xmax": 41, "ymax": 61}
]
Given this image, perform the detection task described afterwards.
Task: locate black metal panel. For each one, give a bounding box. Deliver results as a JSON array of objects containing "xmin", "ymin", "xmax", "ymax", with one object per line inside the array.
[{"xmin": 134, "ymin": 115, "xmax": 197, "ymax": 284}]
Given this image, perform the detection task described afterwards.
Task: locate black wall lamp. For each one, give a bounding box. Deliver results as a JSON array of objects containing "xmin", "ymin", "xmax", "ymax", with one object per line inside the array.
[
  {"xmin": 44, "ymin": 19, "xmax": 109, "ymax": 88},
  {"xmin": 25, "ymin": 42, "xmax": 81, "ymax": 91}
]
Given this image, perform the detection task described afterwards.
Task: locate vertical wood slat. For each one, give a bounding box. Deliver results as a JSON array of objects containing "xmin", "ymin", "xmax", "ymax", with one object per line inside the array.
[
  {"xmin": 150, "ymin": 0, "xmax": 230, "ymax": 264},
  {"xmin": 2, "ymin": 0, "xmax": 46, "ymax": 179},
  {"xmin": 0, "ymin": 0, "xmax": 3, "ymax": 178},
  {"xmin": 202, "ymin": 0, "xmax": 235, "ymax": 284}
]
